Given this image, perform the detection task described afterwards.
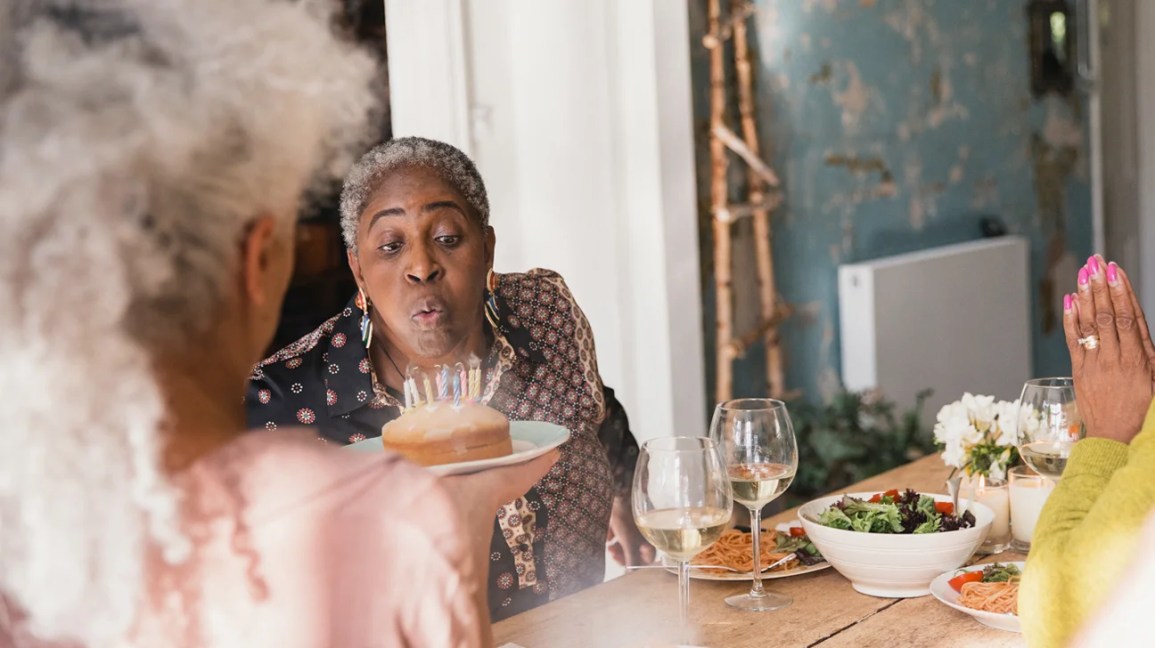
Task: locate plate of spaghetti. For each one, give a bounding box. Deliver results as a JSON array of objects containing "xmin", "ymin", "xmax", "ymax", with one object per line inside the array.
[
  {"xmin": 664, "ymin": 521, "xmax": 829, "ymax": 582},
  {"xmin": 929, "ymin": 562, "xmax": 1023, "ymax": 633}
]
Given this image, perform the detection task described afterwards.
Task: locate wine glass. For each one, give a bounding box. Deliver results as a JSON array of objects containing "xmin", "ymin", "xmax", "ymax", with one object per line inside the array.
[
  {"xmin": 709, "ymin": 398, "xmax": 798, "ymax": 611},
  {"xmin": 1017, "ymin": 377, "xmax": 1084, "ymax": 481},
  {"xmin": 632, "ymin": 436, "xmax": 732, "ymax": 627}
]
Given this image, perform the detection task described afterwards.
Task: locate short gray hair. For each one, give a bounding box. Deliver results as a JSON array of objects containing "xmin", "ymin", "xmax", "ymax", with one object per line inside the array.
[
  {"xmin": 0, "ymin": 0, "xmax": 378, "ymax": 645},
  {"xmin": 339, "ymin": 136, "xmax": 490, "ymax": 251}
]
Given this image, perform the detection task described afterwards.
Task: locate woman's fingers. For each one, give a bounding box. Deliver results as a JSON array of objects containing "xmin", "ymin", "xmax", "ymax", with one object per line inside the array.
[
  {"xmin": 1118, "ymin": 265, "xmax": 1155, "ymax": 366},
  {"xmin": 1087, "ymin": 255, "xmax": 1120, "ymax": 357},
  {"xmin": 1063, "ymin": 292, "xmax": 1085, "ymax": 372},
  {"xmin": 1075, "ymin": 263, "xmax": 1099, "ymax": 342},
  {"xmin": 1106, "ymin": 262, "xmax": 1145, "ymax": 361}
]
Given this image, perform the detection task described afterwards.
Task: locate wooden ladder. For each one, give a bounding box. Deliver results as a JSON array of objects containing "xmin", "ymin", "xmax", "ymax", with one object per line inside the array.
[{"xmin": 705, "ymin": 0, "xmax": 789, "ymax": 402}]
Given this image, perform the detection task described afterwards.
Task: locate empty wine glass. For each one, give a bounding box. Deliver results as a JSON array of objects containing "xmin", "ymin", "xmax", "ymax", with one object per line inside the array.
[
  {"xmin": 632, "ymin": 436, "xmax": 732, "ymax": 627},
  {"xmin": 710, "ymin": 398, "xmax": 798, "ymax": 611},
  {"xmin": 1018, "ymin": 377, "xmax": 1084, "ymax": 481}
]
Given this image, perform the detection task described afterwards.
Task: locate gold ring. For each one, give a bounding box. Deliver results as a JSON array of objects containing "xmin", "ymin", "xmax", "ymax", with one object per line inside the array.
[{"xmin": 1078, "ymin": 335, "xmax": 1100, "ymax": 350}]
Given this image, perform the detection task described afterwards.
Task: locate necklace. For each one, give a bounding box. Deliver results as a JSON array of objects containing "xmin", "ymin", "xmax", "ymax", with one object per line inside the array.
[{"xmin": 380, "ymin": 345, "xmax": 405, "ymax": 383}]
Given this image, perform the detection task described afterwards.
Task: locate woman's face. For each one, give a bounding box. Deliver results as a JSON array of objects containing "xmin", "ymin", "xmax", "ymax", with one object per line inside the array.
[{"xmin": 348, "ymin": 164, "xmax": 494, "ymax": 361}]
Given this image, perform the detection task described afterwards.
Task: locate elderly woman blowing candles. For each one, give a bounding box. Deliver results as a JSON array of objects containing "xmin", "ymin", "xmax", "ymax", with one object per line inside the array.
[
  {"xmin": 1019, "ymin": 255, "xmax": 1155, "ymax": 647},
  {"xmin": 0, "ymin": 2, "xmax": 555, "ymax": 646},
  {"xmin": 247, "ymin": 136, "xmax": 653, "ymax": 618}
]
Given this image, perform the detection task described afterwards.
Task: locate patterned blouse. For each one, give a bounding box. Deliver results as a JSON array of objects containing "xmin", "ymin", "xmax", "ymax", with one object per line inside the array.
[{"xmin": 246, "ymin": 269, "xmax": 639, "ymax": 620}]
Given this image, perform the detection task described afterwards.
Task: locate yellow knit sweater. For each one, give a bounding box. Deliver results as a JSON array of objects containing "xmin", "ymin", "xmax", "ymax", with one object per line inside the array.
[{"xmin": 1020, "ymin": 398, "xmax": 1155, "ymax": 647}]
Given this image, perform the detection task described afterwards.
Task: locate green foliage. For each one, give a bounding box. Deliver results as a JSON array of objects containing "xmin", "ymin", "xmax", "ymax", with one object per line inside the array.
[
  {"xmin": 958, "ymin": 443, "xmax": 1020, "ymax": 480},
  {"xmin": 785, "ymin": 389, "xmax": 936, "ymax": 506}
]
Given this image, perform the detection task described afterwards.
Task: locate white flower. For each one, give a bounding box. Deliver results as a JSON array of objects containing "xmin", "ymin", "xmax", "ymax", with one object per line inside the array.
[
  {"xmin": 994, "ymin": 400, "xmax": 1021, "ymax": 446},
  {"xmin": 936, "ymin": 393, "xmax": 1022, "ymax": 478},
  {"xmin": 936, "ymin": 400, "xmax": 968, "ymax": 425},
  {"xmin": 958, "ymin": 420, "xmax": 983, "ymax": 445},
  {"xmin": 962, "ymin": 392, "xmax": 996, "ymax": 425},
  {"xmin": 1018, "ymin": 403, "xmax": 1042, "ymax": 437},
  {"xmin": 932, "ymin": 418, "xmax": 954, "ymax": 445},
  {"xmin": 941, "ymin": 439, "xmax": 967, "ymax": 468}
]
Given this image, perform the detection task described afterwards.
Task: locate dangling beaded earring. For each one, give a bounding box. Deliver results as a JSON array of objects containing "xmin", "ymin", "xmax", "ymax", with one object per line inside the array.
[
  {"xmin": 484, "ymin": 269, "xmax": 501, "ymax": 331},
  {"xmin": 358, "ymin": 287, "xmax": 374, "ymax": 348}
]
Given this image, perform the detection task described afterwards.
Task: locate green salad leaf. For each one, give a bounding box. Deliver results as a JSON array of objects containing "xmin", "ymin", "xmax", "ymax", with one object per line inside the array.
[
  {"xmin": 981, "ymin": 563, "xmax": 1022, "ymax": 583},
  {"xmin": 816, "ymin": 489, "xmax": 977, "ymax": 534},
  {"xmin": 912, "ymin": 515, "xmax": 940, "ymax": 534},
  {"xmin": 818, "ymin": 497, "xmax": 904, "ymax": 533},
  {"xmin": 916, "ymin": 494, "xmax": 937, "ymax": 518}
]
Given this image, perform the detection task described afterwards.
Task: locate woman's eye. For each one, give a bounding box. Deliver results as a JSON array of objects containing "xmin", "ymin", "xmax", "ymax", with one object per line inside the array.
[
  {"xmin": 378, "ymin": 241, "xmax": 402, "ymax": 254},
  {"xmin": 436, "ymin": 235, "xmax": 461, "ymax": 247}
]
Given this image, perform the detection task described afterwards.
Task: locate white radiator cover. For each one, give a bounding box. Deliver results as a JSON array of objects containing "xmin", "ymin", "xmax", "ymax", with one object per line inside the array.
[{"xmin": 838, "ymin": 236, "xmax": 1033, "ymax": 425}]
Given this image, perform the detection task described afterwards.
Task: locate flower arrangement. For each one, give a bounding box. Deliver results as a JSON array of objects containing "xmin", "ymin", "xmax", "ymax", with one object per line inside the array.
[{"xmin": 933, "ymin": 393, "xmax": 1025, "ymax": 482}]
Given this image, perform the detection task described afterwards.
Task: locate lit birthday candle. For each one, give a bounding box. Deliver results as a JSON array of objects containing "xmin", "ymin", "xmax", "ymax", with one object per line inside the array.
[
  {"xmin": 406, "ymin": 366, "xmax": 423, "ymax": 407},
  {"xmin": 422, "ymin": 371, "xmax": 434, "ymax": 405},
  {"xmin": 468, "ymin": 355, "xmax": 481, "ymax": 400}
]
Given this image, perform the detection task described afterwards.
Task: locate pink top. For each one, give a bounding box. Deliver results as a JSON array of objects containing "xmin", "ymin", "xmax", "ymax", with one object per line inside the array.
[{"xmin": 3, "ymin": 430, "xmax": 484, "ymax": 648}]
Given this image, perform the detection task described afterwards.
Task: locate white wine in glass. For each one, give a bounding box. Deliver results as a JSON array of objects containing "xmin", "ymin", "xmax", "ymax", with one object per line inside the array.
[
  {"xmin": 632, "ymin": 436, "xmax": 732, "ymax": 629},
  {"xmin": 1018, "ymin": 377, "xmax": 1084, "ymax": 481},
  {"xmin": 728, "ymin": 462, "xmax": 794, "ymax": 508},
  {"xmin": 634, "ymin": 508, "xmax": 731, "ymax": 563},
  {"xmin": 710, "ymin": 398, "xmax": 798, "ymax": 612}
]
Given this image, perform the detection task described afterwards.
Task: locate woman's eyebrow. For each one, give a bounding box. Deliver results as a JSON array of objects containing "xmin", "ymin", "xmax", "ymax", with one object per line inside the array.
[
  {"xmin": 422, "ymin": 200, "xmax": 466, "ymax": 215},
  {"xmin": 367, "ymin": 207, "xmax": 405, "ymax": 230}
]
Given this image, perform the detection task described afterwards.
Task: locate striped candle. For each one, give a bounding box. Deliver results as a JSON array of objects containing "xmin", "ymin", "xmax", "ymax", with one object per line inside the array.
[
  {"xmin": 438, "ymin": 365, "xmax": 449, "ymax": 400},
  {"xmin": 468, "ymin": 355, "xmax": 481, "ymax": 400}
]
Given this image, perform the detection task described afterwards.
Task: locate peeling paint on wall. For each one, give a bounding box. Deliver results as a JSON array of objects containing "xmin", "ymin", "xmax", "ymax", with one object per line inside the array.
[
  {"xmin": 690, "ymin": 0, "xmax": 1093, "ymax": 403},
  {"xmin": 834, "ymin": 61, "xmax": 875, "ymax": 133}
]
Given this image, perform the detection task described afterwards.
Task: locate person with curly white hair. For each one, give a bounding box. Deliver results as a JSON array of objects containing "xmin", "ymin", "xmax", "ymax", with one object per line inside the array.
[{"xmin": 0, "ymin": 1, "xmax": 555, "ymax": 647}]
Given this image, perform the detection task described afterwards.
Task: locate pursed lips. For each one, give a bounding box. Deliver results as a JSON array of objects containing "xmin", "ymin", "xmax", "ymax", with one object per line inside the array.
[{"xmin": 410, "ymin": 297, "xmax": 447, "ymax": 327}]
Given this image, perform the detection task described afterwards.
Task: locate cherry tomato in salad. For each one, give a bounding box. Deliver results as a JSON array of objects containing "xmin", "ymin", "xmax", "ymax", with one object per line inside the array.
[
  {"xmin": 789, "ymin": 526, "xmax": 807, "ymax": 537},
  {"xmin": 935, "ymin": 501, "xmax": 954, "ymax": 515},
  {"xmin": 869, "ymin": 489, "xmax": 901, "ymax": 504},
  {"xmin": 948, "ymin": 571, "xmax": 983, "ymax": 592}
]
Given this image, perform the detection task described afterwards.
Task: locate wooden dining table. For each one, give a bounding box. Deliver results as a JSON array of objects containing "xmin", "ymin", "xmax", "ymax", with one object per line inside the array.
[{"xmin": 493, "ymin": 454, "xmax": 1028, "ymax": 648}]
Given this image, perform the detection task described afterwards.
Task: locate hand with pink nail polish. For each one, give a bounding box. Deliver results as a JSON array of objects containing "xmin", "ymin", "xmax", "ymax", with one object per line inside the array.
[{"xmin": 1063, "ymin": 260, "xmax": 1155, "ymax": 444}]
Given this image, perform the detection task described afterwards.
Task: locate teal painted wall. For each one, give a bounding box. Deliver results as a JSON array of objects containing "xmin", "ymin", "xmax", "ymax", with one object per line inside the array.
[{"xmin": 691, "ymin": 0, "xmax": 1093, "ymax": 403}]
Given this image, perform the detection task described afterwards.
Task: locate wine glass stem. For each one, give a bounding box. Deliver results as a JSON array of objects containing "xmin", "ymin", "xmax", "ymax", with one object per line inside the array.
[
  {"xmin": 678, "ymin": 559, "xmax": 691, "ymax": 627},
  {"xmin": 749, "ymin": 505, "xmax": 766, "ymax": 597}
]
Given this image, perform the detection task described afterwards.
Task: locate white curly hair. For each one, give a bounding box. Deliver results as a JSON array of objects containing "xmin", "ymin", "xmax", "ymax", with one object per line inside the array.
[
  {"xmin": 0, "ymin": 0, "xmax": 377, "ymax": 646},
  {"xmin": 339, "ymin": 136, "xmax": 490, "ymax": 252}
]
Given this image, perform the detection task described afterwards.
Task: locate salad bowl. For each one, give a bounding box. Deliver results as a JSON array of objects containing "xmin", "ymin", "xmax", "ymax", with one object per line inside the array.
[{"xmin": 798, "ymin": 491, "xmax": 994, "ymax": 598}]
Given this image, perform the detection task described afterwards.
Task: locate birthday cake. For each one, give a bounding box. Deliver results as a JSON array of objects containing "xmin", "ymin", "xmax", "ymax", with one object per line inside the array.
[
  {"xmin": 381, "ymin": 401, "xmax": 512, "ymax": 466},
  {"xmin": 380, "ymin": 360, "xmax": 512, "ymax": 466}
]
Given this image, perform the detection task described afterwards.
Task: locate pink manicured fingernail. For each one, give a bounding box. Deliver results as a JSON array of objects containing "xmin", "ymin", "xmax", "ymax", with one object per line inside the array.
[
  {"xmin": 1088, "ymin": 256, "xmax": 1100, "ymax": 275},
  {"xmin": 1107, "ymin": 262, "xmax": 1119, "ymax": 284},
  {"xmin": 1064, "ymin": 294, "xmax": 1073, "ymax": 311},
  {"xmin": 1078, "ymin": 267, "xmax": 1089, "ymax": 286}
]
